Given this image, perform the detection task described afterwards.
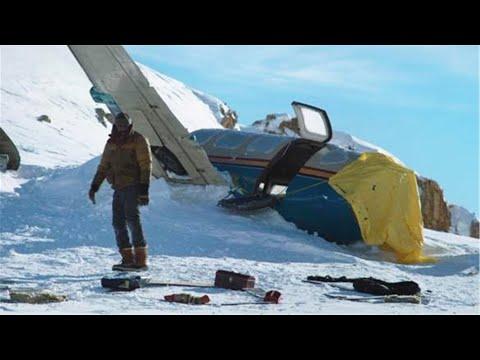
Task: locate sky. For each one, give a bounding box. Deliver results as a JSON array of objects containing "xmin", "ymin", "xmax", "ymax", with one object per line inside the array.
[{"xmin": 125, "ymin": 45, "xmax": 479, "ymax": 216}]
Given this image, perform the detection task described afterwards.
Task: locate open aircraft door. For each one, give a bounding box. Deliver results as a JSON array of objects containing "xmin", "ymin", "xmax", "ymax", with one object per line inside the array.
[{"xmin": 219, "ymin": 101, "xmax": 333, "ymax": 211}]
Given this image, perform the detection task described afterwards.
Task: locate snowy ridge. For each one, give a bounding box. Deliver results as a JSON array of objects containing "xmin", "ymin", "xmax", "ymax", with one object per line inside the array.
[
  {"xmin": 191, "ymin": 88, "xmax": 232, "ymax": 125},
  {"xmin": 330, "ymin": 130, "xmax": 404, "ymax": 165},
  {"xmin": 137, "ymin": 63, "xmax": 224, "ymax": 133},
  {"xmin": 449, "ymin": 205, "xmax": 478, "ymax": 237}
]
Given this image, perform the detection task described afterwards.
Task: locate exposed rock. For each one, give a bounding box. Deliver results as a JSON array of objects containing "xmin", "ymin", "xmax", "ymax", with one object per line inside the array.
[
  {"xmin": 279, "ymin": 116, "xmax": 300, "ymax": 135},
  {"xmin": 417, "ymin": 177, "xmax": 451, "ymax": 232},
  {"xmin": 219, "ymin": 106, "xmax": 238, "ymax": 129},
  {"xmin": 252, "ymin": 113, "xmax": 299, "ymax": 136},
  {"xmin": 37, "ymin": 114, "xmax": 52, "ymax": 123},
  {"xmin": 470, "ymin": 219, "xmax": 479, "ymax": 239}
]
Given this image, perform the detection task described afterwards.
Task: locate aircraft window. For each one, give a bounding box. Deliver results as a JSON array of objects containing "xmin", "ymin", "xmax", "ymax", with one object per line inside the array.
[
  {"xmin": 246, "ymin": 136, "xmax": 287, "ymax": 154},
  {"xmin": 191, "ymin": 131, "xmax": 217, "ymax": 145},
  {"xmin": 214, "ymin": 132, "xmax": 252, "ymax": 149},
  {"xmin": 320, "ymin": 148, "xmax": 348, "ymax": 164}
]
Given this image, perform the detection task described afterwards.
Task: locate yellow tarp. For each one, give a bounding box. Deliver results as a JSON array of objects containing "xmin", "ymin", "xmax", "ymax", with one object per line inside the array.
[{"xmin": 328, "ymin": 152, "xmax": 435, "ymax": 264}]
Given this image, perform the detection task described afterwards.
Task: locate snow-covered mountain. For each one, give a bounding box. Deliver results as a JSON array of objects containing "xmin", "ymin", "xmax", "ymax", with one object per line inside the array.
[{"xmin": 0, "ymin": 45, "xmax": 227, "ymax": 171}]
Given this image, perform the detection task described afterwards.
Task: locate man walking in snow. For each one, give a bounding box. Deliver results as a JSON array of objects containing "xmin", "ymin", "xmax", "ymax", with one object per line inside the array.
[{"xmin": 88, "ymin": 112, "xmax": 152, "ymax": 271}]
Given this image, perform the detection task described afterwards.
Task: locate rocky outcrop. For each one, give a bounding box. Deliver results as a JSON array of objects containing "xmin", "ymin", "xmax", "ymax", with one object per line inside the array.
[
  {"xmin": 219, "ymin": 107, "xmax": 238, "ymax": 129},
  {"xmin": 37, "ymin": 115, "xmax": 52, "ymax": 123},
  {"xmin": 252, "ymin": 113, "xmax": 299, "ymax": 136},
  {"xmin": 417, "ymin": 177, "xmax": 451, "ymax": 232},
  {"xmin": 470, "ymin": 220, "xmax": 479, "ymax": 239}
]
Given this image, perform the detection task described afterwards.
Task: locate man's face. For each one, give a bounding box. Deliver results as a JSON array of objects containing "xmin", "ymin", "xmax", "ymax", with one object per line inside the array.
[{"xmin": 116, "ymin": 123, "xmax": 129, "ymax": 132}]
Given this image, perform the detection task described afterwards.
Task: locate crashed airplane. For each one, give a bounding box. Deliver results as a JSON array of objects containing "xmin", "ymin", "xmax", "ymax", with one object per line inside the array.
[{"xmin": 70, "ymin": 45, "xmax": 432, "ymax": 264}]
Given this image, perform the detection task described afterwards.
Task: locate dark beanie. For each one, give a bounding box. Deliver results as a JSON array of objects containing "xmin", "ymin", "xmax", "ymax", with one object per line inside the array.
[{"xmin": 114, "ymin": 112, "xmax": 132, "ymax": 127}]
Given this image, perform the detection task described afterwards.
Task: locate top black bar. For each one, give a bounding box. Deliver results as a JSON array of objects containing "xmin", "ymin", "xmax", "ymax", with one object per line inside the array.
[{"xmin": 1, "ymin": 3, "xmax": 478, "ymax": 44}]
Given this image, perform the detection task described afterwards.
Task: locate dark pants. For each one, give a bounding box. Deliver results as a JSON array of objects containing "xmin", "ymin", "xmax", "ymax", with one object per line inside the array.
[{"xmin": 112, "ymin": 185, "xmax": 146, "ymax": 250}]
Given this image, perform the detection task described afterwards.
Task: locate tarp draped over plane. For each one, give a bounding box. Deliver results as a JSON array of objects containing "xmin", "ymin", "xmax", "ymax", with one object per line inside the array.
[{"xmin": 329, "ymin": 152, "xmax": 436, "ymax": 264}]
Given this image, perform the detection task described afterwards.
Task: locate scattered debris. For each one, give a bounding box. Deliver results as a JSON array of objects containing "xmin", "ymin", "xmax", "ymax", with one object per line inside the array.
[
  {"xmin": 101, "ymin": 270, "xmax": 282, "ymax": 305},
  {"xmin": 325, "ymin": 293, "xmax": 425, "ymax": 304},
  {"xmin": 164, "ymin": 293, "xmax": 210, "ymax": 305},
  {"xmin": 305, "ymin": 276, "xmax": 421, "ymax": 296},
  {"xmin": 214, "ymin": 270, "xmax": 255, "ymax": 290}
]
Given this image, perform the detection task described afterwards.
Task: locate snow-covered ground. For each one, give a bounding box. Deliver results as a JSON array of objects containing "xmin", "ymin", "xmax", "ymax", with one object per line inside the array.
[
  {"xmin": 1, "ymin": 45, "xmax": 478, "ymax": 314},
  {"xmin": 0, "ymin": 157, "xmax": 478, "ymax": 314}
]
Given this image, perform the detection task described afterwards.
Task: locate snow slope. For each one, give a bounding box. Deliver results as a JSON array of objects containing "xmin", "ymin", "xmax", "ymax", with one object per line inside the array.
[
  {"xmin": 0, "ymin": 45, "xmax": 226, "ymax": 171},
  {"xmin": 1, "ymin": 45, "xmax": 110, "ymax": 169},
  {"xmin": 330, "ymin": 130, "xmax": 404, "ymax": 165},
  {"xmin": 137, "ymin": 63, "xmax": 223, "ymax": 133},
  {"xmin": 0, "ymin": 157, "xmax": 478, "ymax": 314}
]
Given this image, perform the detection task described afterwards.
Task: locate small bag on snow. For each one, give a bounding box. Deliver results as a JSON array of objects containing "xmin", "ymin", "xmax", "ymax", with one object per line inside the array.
[
  {"xmin": 352, "ymin": 278, "xmax": 421, "ymax": 296},
  {"xmin": 214, "ymin": 270, "xmax": 255, "ymax": 290}
]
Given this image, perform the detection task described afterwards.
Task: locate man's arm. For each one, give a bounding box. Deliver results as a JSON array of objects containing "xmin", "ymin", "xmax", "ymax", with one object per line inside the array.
[
  {"xmin": 89, "ymin": 144, "xmax": 111, "ymax": 204},
  {"xmin": 135, "ymin": 135, "xmax": 152, "ymax": 206}
]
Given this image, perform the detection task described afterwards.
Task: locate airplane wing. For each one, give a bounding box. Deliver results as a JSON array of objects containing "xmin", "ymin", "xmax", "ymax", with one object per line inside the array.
[{"xmin": 68, "ymin": 45, "xmax": 225, "ymax": 186}]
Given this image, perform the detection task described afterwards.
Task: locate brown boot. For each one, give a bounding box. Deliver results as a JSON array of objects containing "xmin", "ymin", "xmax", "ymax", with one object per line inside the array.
[
  {"xmin": 112, "ymin": 247, "xmax": 135, "ymax": 271},
  {"xmin": 134, "ymin": 246, "xmax": 149, "ymax": 271}
]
